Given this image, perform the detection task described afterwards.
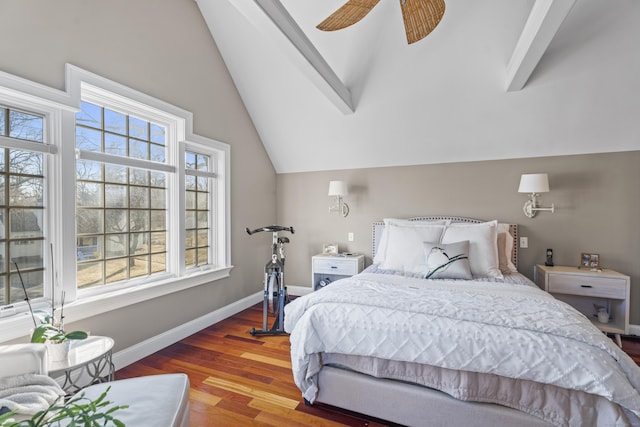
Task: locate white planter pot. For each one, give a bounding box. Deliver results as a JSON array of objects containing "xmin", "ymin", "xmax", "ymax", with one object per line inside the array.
[{"xmin": 46, "ymin": 341, "xmax": 71, "ymax": 362}]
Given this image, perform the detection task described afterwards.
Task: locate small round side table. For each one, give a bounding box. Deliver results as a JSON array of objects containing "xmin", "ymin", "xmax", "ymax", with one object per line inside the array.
[{"xmin": 47, "ymin": 335, "xmax": 115, "ymax": 394}]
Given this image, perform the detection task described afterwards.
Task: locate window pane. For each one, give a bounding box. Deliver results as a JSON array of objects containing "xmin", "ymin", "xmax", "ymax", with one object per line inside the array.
[
  {"xmin": 76, "ymin": 101, "xmax": 102, "ymax": 129},
  {"xmin": 185, "ymin": 175, "xmax": 196, "ymax": 191},
  {"xmin": 10, "ymin": 270, "xmax": 43, "ymax": 303},
  {"xmin": 9, "ymin": 111, "xmax": 43, "ymax": 142},
  {"xmin": 130, "ymin": 232, "xmax": 149, "ymax": 255},
  {"xmin": 105, "ymin": 185, "xmax": 127, "ymax": 208},
  {"xmin": 185, "ymin": 211, "xmax": 196, "ymax": 229},
  {"xmin": 129, "ymin": 169, "xmax": 148, "ymax": 186},
  {"xmin": 151, "ymin": 253, "xmax": 165, "ymax": 274},
  {"xmin": 197, "ymin": 249, "xmax": 208, "ymax": 266},
  {"xmin": 0, "ymin": 209, "xmax": 5, "ymax": 239},
  {"xmin": 105, "ymin": 258, "xmax": 128, "ymax": 284},
  {"xmin": 197, "ymin": 211, "xmax": 208, "ymax": 229},
  {"xmin": 197, "ymin": 154, "xmax": 209, "ymax": 171},
  {"xmin": 130, "ymin": 255, "xmax": 148, "ymax": 278},
  {"xmin": 150, "ymin": 231, "xmax": 165, "ymax": 253},
  {"xmin": 9, "ymin": 176, "xmax": 43, "ymax": 207},
  {"xmin": 150, "ymin": 124, "xmax": 165, "ymax": 145},
  {"xmin": 104, "ymin": 108, "xmax": 126, "ymax": 135},
  {"xmin": 77, "ymin": 160, "xmax": 103, "ymax": 181},
  {"xmin": 77, "ymin": 209, "xmax": 104, "ymax": 234},
  {"xmin": 9, "ymin": 239, "xmax": 43, "ymax": 270},
  {"xmin": 150, "ymin": 188, "xmax": 165, "ymax": 209},
  {"xmin": 150, "ymin": 211, "xmax": 165, "ymax": 231},
  {"xmin": 0, "ymin": 149, "xmax": 5, "ymax": 173},
  {"xmin": 130, "ymin": 210, "xmax": 149, "ymax": 231},
  {"xmin": 77, "ymin": 261, "xmax": 104, "ymax": 288},
  {"xmin": 129, "ymin": 139, "xmax": 148, "ymax": 160},
  {"xmin": 0, "ymin": 243, "xmax": 5, "ymax": 273},
  {"xmin": 105, "ymin": 164, "xmax": 126, "ymax": 183},
  {"xmin": 128, "ymin": 117, "xmax": 148, "ymax": 140},
  {"xmin": 150, "ymin": 144, "xmax": 165, "ymax": 163},
  {"xmin": 150, "ymin": 171, "xmax": 165, "ymax": 188},
  {"xmin": 197, "ymin": 229, "xmax": 208, "ymax": 247},
  {"xmin": 105, "ymin": 133, "xmax": 126, "ymax": 156},
  {"xmin": 185, "ymin": 191, "xmax": 195, "ymax": 210},
  {"xmin": 105, "ymin": 210, "xmax": 128, "ymax": 233},
  {"xmin": 185, "ymin": 249, "xmax": 195, "ymax": 268},
  {"xmin": 9, "ymin": 150, "xmax": 42, "ymax": 175},
  {"xmin": 76, "ymin": 126, "xmax": 102, "ymax": 152},
  {"xmin": 9, "ymin": 209, "xmax": 43, "ymax": 239},
  {"xmin": 129, "ymin": 187, "xmax": 149, "ymax": 209},
  {"xmin": 0, "ymin": 108, "xmax": 5, "ymax": 135},
  {"xmin": 76, "ymin": 182, "xmax": 103, "ymax": 207},
  {"xmin": 77, "ymin": 236, "xmax": 102, "ymax": 261},
  {"xmin": 196, "ymin": 192, "xmax": 208, "ymax": 210},
  {"xmin": 105, "ymin": 234, "xmax": 127, "ymax": 258},
  {"xmin": 185, "ymin": 230, "xmax": 196, "ymax": 249},
  {"xmin": 185, "ymin": 152, "xmax": 196, "ymax": 170}
]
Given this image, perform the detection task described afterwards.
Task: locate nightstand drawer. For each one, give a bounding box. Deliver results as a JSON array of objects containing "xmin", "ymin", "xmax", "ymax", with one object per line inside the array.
[
  {"xmin": 313, "ymin": 258, "xmax": 358, "ymax": 275},
  {"xmin": 547, "ymin": 274, "xmax": 626, "ymax": 299}
]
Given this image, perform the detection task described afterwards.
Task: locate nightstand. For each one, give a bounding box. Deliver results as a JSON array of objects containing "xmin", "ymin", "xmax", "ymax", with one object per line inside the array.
[
  {"xmin": 312, "ymin": 254, "xmax": 365, "ymax": 291},
  {"xmin": 534, "ymin": 264, "xmax": 630, "ymax": 348}
]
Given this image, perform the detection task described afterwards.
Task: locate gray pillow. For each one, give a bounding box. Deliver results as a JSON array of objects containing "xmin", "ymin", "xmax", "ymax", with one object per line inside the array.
[{"xmin": 423, "ymin": 240, "xmax": 472, "ymax": 280}]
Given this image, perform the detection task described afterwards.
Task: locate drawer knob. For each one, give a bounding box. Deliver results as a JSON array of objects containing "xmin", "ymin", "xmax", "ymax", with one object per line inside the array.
[
  {"xmin": 331, "ymin": 266, "xmax": 338, "ymax": 269},
  {"xmin": 580, "ymin": 284, "xmax": 593, "ymax": 288}
]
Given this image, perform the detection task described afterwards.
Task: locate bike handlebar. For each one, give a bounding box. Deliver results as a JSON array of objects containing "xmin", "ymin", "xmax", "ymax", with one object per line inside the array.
[{"xmin": 245, "ymin": 225, "xmax": 295, "ymax": 235}]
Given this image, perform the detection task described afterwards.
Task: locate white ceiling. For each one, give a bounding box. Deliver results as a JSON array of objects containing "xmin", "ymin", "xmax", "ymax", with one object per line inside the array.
[{"xmin": 197, "ymin": 0, "xmax": 640, "ymax": 174}]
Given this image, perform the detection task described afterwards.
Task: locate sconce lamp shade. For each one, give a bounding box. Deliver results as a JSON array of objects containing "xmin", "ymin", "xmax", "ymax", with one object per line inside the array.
[
  {"xmin": 518, "ymin": 173, "xmax": 549, "ymax": 194},
  {"xmin": 328, "ymin": 180, "xmax": 348, "ymax": 196}
]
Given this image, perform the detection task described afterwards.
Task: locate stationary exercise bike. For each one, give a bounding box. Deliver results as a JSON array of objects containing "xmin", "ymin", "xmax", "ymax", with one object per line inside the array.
[{"xmin": 245, "ymin": 225, "xmax": 295, "ymax": 336}]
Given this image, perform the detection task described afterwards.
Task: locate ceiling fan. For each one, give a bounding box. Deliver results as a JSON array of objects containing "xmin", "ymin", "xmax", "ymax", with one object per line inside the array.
[{"xmin": 317, "ymin": 0, "xmax": 446, "ymax": 44}]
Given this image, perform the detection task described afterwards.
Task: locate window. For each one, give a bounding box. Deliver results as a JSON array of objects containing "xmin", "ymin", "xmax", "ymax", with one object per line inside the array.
[
  {"xmin": 75, "ymin": 101, "xmax": 169, "ymax": 288},
  {"xmin": 0, "ymin": 107, "xmax": 46, "ymax": 305},
  {"xmin": 0, "ymin": 65, "xmax": 230, "ymax": 342}
]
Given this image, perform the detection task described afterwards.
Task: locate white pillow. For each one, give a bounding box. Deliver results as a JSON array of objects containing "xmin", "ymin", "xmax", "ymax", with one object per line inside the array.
[
  {"xmin": 497, "ymin": 223, "xmax": 518, "ymax": 274},
  {"xmin": 441, "ymin": 220, "xmax": 503, "ymax": 279},
  {"xmin": 374, "ymin": 219, "xmax": 447, "ymax": 265},
  {"xmin": 380, "ymin": 222, "xmax": 446, "ymax": 274}
]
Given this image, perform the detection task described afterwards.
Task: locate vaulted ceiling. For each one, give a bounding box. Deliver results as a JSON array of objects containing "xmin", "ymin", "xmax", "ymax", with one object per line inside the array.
[{"xmin": 197, "ymin": 0, "xmax": 640, "ymax": 173}]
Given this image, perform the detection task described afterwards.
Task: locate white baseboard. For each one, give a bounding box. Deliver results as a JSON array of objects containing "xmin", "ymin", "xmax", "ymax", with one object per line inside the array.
[
  {"xmin": 628, "ymin": 324, "xmax": 640, "ymax": 337},
  {"xmin": 112, "ymin": 291, "xmax": 262, "ymax": 371}
]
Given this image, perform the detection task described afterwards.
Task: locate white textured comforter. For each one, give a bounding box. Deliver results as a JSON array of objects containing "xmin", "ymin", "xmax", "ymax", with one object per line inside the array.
[{"xmin": 284, "ymin": 273, "xmax": 640, "ymax": 425}]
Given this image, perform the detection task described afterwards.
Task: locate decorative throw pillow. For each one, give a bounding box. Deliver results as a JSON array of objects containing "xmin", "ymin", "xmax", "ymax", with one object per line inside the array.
[
  {"xmin": 380, "ymin": 222, "xmax": 446, "ymax": 274},
  {"xmin": 497, "ymin": 223, "xmax": 518, "ymax": 274},
  {"xmin": 423, "ymin": 241, "xmax": 472, "ymax": 279},
  {"xmin": 441, "ymin": 220, "xmax": 503, "ymax": 279},
  {"xmin": 374, "ymin": 219, "xmax": 447, "ymax": 266}
]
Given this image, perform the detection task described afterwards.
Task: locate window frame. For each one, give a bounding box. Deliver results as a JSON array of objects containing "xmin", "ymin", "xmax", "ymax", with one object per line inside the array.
[{"xmin": 0, "ymin": 64, "xmax": 232, "ymax": 343}]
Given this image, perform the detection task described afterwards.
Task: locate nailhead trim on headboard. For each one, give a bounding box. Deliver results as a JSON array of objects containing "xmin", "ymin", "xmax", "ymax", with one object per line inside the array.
[{"xmin": 372, "ymin": 217, "xmax": 519, "ymax": 269}]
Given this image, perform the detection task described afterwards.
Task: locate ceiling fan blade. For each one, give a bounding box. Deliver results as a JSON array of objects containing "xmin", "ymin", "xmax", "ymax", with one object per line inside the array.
[
  {"xmin": 317, "ymin": 0, "xmax": 381, "ymax": 31},
  {"xmin": 400, "ymin": 0, "xmax": 446, "ymax": 44}
]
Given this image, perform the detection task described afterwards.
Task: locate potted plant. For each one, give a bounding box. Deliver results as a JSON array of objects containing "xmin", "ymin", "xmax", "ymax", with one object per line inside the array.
[{"xmin": 16, "ymin": 260, "xmax": 88, "ymax": 361}]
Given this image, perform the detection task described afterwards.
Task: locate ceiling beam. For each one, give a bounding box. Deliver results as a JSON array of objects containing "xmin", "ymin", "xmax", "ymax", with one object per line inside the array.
[
  {"xmin": 228, "ymin": 0, "xmax": 354, "ymax": 114},
  {"xmin": 506, "ymin": 0, "xmax": 576, "ymax": 92}
]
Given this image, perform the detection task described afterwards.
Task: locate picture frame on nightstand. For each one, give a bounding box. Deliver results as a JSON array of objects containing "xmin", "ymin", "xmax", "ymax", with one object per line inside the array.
[
  {"xmin": 322, "ymin": 243, "xmax": 339, "ymax": 255},
  {"xmin": 579, "ymin": 252, "xmax": 600, "ymax": 269}
]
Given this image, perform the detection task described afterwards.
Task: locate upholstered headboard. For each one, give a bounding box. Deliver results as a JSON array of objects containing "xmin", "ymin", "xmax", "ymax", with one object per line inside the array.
[{"xmin": 372, "ymin": 216, "xmax": 519, "ymax": 269}]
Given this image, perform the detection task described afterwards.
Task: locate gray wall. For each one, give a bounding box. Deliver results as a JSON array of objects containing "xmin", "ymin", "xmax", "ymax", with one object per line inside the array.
[
  {"xmin": 0, "ymin": 0, "xmax": 276, "ymax": 349},
  {"xmin": 277, "ymin": 151, "xmax": 640, "ymax": 324}
]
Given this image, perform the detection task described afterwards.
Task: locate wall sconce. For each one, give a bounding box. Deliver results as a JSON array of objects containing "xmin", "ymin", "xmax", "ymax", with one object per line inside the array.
[
  {"xmin": 518, "ymin": 173, "xmax": 555, "ymax": 218},
  {"xmin": 328, "ymin": 180, "xmax": 349, "ymax": 217}
]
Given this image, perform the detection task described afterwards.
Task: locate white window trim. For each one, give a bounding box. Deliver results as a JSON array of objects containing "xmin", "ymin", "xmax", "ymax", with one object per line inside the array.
[{"xmin": 0, "ymin": 64, "xmax": 232, "ymax": 343}]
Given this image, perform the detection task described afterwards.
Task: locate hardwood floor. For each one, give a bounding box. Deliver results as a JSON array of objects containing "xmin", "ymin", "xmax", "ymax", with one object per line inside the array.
[{"xmin": 116, "ymin": 302, "xmax": 640, "ymax": 426}]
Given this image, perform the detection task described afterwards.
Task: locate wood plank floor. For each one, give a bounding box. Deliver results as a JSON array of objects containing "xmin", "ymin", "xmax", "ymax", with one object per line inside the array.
[{"xmin": 116, "ymin": 302, "xmax": 640, "ymax": 426}]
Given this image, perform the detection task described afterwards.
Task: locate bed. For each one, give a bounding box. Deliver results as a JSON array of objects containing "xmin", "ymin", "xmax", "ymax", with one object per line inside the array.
[{"xmin": 284, "ymin": 217, "xmax": 640, "ymax": 427}]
